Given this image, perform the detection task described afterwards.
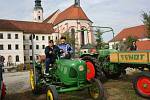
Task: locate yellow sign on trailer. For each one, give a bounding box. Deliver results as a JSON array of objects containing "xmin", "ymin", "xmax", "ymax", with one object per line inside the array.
[{"xmin": 110, "ymin": 51, "xmax": 150, "ymax": 64}]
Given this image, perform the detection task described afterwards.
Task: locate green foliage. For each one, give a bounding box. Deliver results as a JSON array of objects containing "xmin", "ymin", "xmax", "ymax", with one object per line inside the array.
[
  {"xmin": 17, "ymin": 63, "xmax": 24, "ymax": 71},
  {"xmin": 95, "ymin": 29, "xmax": 105, "ymax": 49},
  {"xmin": 142, "ymin": 11, "xmax": 150, "ymax": 38},
  {"xmin": 63, "ymin": 32, "xmax": 75, "ymax": 46},
  {"xmin": 26, "ymin": 63, "xmax": 31, "ymax": 70},
  {"xmin": 125, "ymin": 36, "xmax": 137, "ymax": 48}
]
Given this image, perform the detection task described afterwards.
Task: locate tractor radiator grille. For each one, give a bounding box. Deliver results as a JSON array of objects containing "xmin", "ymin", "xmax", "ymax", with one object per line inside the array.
[{"xmin": 69, "ymin": 68, "xmax": 77, "ymax": 78}]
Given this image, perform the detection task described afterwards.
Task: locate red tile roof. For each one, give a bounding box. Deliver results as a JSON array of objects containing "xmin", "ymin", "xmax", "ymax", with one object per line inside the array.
[
  {"xmin": 43, "ymin": 10, "xmax": 59, "ymax": 23},
  {"xmin": 53, "ymin": 5, "xmax": 91, "ymax": 25},
  {"xmin": 136, "ymin": 40, "xmax": 150, "ymax": 50},
  {"xmin": 110, "ymin": 25, "xmax": 148, "ymax": 42},
  {"xmin": 0, "ymin": 19, "xmax": 54, "ymax": 34}
]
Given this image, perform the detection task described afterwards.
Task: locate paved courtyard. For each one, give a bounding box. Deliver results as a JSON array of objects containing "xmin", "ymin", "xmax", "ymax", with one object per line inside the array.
[{"xmin": 3, "ymin": 71, "xmax": 146, "ymax": 100}]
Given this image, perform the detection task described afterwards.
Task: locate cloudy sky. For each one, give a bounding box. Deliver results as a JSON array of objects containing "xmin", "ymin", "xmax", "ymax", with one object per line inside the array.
[{"xmin": 0, "ymin": 0, "xmax": 150, "ymax": 41}]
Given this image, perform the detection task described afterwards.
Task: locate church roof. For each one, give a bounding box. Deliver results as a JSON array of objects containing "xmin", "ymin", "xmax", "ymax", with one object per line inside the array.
[
  {"xmin": 43, "ymin": 10, "xmax": 59, "ymax": 23},
  {"xmin": 0, "ymin": 19, "xmax": 54, "ymax": 34},
  {"xmin": 45, "ymin": 5, "xmax": 91, "ymax": 25},
  {"xmin": 109, "ymin": 25, "xmax": 148, "ymax": 42}
]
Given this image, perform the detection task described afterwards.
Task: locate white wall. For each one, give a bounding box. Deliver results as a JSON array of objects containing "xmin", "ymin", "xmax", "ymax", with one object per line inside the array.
[
  {"xmin": 23, "ymin": 33, "xmax": 58, "ymax": 63},
  {"xmin": 0, "ymin": 31, "xmax": 24, "ymax": 66},
  {"xmin": 33, "ymin": 9, "xmax": 43, "ymax": 22}
]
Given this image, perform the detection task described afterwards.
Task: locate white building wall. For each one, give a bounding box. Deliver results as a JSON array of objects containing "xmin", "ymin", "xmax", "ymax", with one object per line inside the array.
[
  {"xmin": 109, "ymin": 41, "xmax": 119, "ymax": 49},
  {"xmin": 0, "ymin": 31, "xmax": 24, "ymax": 66},
  {"xmin": 23, "ymin": 33, "xmax": 58, "ymax": 63}
]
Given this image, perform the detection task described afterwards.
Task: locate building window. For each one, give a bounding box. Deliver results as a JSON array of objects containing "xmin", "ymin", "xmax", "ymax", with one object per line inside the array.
[
  {"xmin": 23, "ymin": 35, "xmax": 25, "ymax": 40},
  {"xmin": 30, "ymin": 56, "xmax": 33, "ymax": 60},
  {"xmin": 42, "ymin": 36, "xmax": 45, "ymax": 40},
  {"xmin": 30, "ymin": 45, "xmax": 32, "ymax": 49},
  {"xmin": 29, "ymin": 35, "xmax": 32, "ymax": 40},
  {"xmin": 38, "ymin": 16, "xmax": 41, "ymax": 20},
  {"xmin": 23, "ymin": 45, "xmax": 25, "ymax": 50},
  {"xmin": 15, "ymin": 44, "xmax": 19, "ymax": 50},
  {"xmin": 36, "ymin": 56, "xmax": 39, "ymax": 60},
  {"xmin": 56, "ymin": 36, "xmax": 58, "ymax": 40},
  {"xmin": 48, "ymin": 36, "xmax": 51, "ymax": 40},
  {"xmin": 15, "ymin": 34, "xmax": 18, "ymax": 39},
  {"xmin": 81, "ymin": 28, "xmax": 85, "ymax": 46},
  {"xmin": 0, "ymin": 45, "xmax": 3, "ymax": 50},
  {"xmin": 24, "ymin": 56, "xmax": 26, "ymax": 61},
  {"xmin": 0, "ymin": 33, "xmax": 3, "ymax": 39},
  {"xmin": 42, "ymin": 45, "xmax": 45, "ymax": 49},
  {"xmin": 36, "ymin": 36, "xmax": 39, "ymax": 40},
  {"xmin": 36, "ymin": 45, "xmax": 39, "ymax": 49},
  {"xmin": 8, "ymin": 44, "xmax": 11, "ymax": 50},
  {"xmin": 16, "ymin": 55, "xmax": 19, "ymax": 62},
  {"xmin": 7, "ymin": 34, "xmax": 11, "ymax": 39}
]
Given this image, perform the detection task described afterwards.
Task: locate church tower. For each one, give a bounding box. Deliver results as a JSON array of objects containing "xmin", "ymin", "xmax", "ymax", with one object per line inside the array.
[
  {"xmin": 75, "ymin": 0, "xmax": 80, "ymax": 7},
  {"xmin": 33, "ymin": 0, "xmax": 43, "ymax": 22}
]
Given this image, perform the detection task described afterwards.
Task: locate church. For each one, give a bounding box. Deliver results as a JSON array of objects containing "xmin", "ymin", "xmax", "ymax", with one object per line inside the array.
[
  {"xmin": 33, "ymin": 0, "xmax": 94, "ymax": 49},
  {"xmin": 0, "ymin": 0, "xmax": 94, "ymax": 66}
]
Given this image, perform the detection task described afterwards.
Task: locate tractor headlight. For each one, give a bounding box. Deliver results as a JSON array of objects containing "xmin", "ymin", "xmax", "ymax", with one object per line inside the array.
[{"xmin": 79, "ymin": 65, "xmax": 84, "ymax": 71}]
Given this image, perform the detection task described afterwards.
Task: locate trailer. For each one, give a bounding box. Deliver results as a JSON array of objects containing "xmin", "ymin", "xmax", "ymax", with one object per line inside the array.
[{"xmin": 110, "ymin": 51, "xmax": 150, "ymax": 98}]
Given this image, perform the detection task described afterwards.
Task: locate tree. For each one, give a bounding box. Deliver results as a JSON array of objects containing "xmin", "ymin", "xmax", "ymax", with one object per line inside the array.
[
  {"xmin": 95, "ymin": 29, "xmax": 104, "ymax": 49},
  {"xmin": 62, "ymin": 32, "xmax": 75, "ymax": 46},
  {"xmin": 142, "ymin": 12, "xmax": 150, "ymax": 38},
  {"xmin": 124, "ymin": 36, "xmax": 137, "ymax": 49}
]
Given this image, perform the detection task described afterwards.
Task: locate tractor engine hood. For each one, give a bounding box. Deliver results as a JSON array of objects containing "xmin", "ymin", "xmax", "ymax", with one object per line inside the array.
[{"xmin": 56, "ymin": 59, "xmax": 87, "ymax": 86}]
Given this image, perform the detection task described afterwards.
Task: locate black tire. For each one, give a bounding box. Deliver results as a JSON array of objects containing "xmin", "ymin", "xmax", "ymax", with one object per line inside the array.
[
  {"xmin": 81, "ymin": 56, "xmax": 106, "ymax": 82},
  {"xmin": 88, "ymin": 78, "xmax": 105, "ymax": 100},
  {"xmin": 132, "ymin": 72, "xmax": 150, "ymax": 99},
  {"xmin": 46, "ymin": 85, "xmax": 58, "ymax": 100}
]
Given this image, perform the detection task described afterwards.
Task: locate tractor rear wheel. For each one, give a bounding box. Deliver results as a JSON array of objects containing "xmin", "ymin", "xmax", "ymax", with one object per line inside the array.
[
  {"xmin": 30, "ymin": 69, "xmax": 41, "ymax": 94},
  {"xmin": 46, "ymin": 85, "xmax": 58, "ymax": 100},
  {"xmin": 88, "ymin": 78, "xmax": 105, "ymax": 100},
  {"xmin": 81, "ymin": 56, "xmax": 106, "ymax": 82},
  {"xmin": 132, "ymin": 72, "xmax": 150, "ymax": 99}
]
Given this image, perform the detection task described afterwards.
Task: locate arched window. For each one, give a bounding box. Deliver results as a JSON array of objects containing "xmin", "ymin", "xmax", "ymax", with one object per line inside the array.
[
  {"xmin": 38, "ymin": 16, "xmax": 41, "ymax": 20},
  {"xmin": 81, "ymin": 28, "xmax": 85, "ymax": 46},
  {"xmin": 16, "ymin": 55, "xmax": 19, "ymax": 62}
]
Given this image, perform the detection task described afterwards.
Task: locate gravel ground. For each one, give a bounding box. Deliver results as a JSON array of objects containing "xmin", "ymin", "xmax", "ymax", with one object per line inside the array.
[{"xmin": 3, "ymin": 71, "xmax": 147, "ymax": 100}]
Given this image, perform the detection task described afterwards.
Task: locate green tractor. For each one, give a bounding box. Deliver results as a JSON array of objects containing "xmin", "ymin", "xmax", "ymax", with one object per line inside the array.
[
  {"xmin": 80, "ymin": 46, "xmax": 123, "ymax": 79},
  {"xmin": 30, "ymin": 55, "xmax": 105, "ymax": 100},
  {"xmin": 79, "ymin": 26, "xmax": 123, "ymax": 79}
]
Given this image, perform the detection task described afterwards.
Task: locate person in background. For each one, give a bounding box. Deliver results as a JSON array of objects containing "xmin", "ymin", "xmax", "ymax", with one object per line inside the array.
[
  {"xmin": 45, "ymin": 40, "xmax": 59, "ymax": 74},
  {"xmin": 58, "ymin": 36, "xmax": 73, "ymax": 59},
  {"xmin": 129, "ymin": 41, "xmax": 137, "ymax": 51}
]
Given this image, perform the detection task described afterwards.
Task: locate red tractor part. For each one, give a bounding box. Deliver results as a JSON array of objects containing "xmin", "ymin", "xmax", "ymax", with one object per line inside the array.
[
  {"xmin": 86, "ymin": 61, "xmax": 95, "ymax": 81},
  {"xmin": 133, "ymin": 72, "xmax": 150, "ymax": 99},
  {"xmin": 2, "ymin": 82, "xmax": 6, "ymax": 98},
  {"xmin": 90, "ymin": 48, "xmax": 97, "ymax": 54}
]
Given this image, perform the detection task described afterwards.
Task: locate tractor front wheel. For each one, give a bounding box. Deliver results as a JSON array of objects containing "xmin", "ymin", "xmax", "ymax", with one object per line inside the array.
[
  {"xmin": 46, "ymin": 85, "xmax": 58, "ymax": 100},
  {"xmin": 30, "ymin": 69, "xmax": 40, "ymax": 94},
  {"xmin": 132, "ymin": 72, "xmax": 150, "ymax": 99},
  {"xmin": 88, "ymin": 78, "xmax": 105, "ymax": 100}
]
